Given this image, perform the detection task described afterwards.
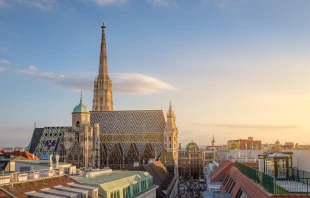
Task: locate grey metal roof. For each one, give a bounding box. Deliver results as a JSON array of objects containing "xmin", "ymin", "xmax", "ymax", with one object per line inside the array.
[{"xmin": 90, "ymin": 111, "xmax": 166, "ymax": 133}]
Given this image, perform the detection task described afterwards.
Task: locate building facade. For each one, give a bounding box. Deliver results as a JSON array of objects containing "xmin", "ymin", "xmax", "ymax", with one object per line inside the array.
[
  {"xmin": 28, "ymin": 22, "xmax": 178, "ymax": 171},
  {"xmin": 227, "ymin": 137, "xmax": 261, "ymax": 150},
  {"xmin": 178, "ymin": 141, "xmax": 203, "ymax": 179}
]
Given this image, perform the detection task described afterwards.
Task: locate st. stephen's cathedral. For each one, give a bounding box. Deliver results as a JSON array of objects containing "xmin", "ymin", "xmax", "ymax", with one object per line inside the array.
[{"xmin": 28, "ymin": 22, "xmax": 178, "ymax": 171}]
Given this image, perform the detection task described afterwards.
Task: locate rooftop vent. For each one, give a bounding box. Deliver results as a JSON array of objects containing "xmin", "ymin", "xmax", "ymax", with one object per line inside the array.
[
  {"xmin": 67, "ymin": 182, "xmax": 99, "ymax": 198},
  {"xmin": 41, "ymin": 187, "xmax": 78, "ymax": 198},
  {"xmin": 26, "ymin": 191, "xmax": 63, "ymax": 198},
  {"xmin": 55, "ymin": 185, "xmax": 88, "ymax": 198}
]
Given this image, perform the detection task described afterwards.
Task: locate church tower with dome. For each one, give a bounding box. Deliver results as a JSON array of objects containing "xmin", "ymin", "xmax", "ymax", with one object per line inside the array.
[{"xmin": 61, "ymin": 93, "xmax": 101, "ymax": 168}]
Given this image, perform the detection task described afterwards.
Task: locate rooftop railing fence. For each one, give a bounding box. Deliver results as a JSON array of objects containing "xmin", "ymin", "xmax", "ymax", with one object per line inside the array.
[
  {"xmin": 235, "ymin": 161, "xmax": 275, "ymax": 194},
  {"xmin": 235, "ymin": 162, "xmax": 310, "ymax": 195}
]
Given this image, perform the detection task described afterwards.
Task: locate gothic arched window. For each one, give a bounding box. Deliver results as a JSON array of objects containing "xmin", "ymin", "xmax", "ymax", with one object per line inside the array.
[{"xmin": 76, "ymin": 121, "xmax": 80, "ymax": 127}]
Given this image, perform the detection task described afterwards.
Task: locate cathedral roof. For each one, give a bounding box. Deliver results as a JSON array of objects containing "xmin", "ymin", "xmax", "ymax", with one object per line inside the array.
[
  {"xmin": 72, "ymin": 94, "xmax": 89, "ymax": 114},
  {"xmin": 90, "ymin": 110, "xmax": 165, "ymax": 133}
]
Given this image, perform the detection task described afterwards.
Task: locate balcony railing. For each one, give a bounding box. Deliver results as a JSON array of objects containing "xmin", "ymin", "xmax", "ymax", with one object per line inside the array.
[
  {"xmin": 235, "ymin": 162, "xmax": 310, "ymax": 195},
  {"xmin": 235, "ymin": 161, "xmax": 275, "ymax": 194}
]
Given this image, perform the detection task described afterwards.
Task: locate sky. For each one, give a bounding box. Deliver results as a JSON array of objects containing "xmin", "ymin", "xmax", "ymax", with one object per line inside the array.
[{"xmin": 0, "ymin": 0, "xmax": 310, "ymax": 147}]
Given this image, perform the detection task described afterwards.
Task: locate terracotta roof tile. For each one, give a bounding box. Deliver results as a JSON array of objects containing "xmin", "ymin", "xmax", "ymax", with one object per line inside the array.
[
  {"xmin": 210, "ymin": 160, "xmax": 234, "ymax": 182},
  {"xmin": 220, "ymin": 166, "xmax": 270, "ymax": 198}
]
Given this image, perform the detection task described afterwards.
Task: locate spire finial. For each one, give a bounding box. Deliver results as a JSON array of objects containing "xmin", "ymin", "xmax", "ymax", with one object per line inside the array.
[
  {"xmin": 101, "ymin": 21, "xmax": 106, "ymax": 29},
  {"xmin": 167, "ymin": 101, "xmax": 175, "ymax": 119},
  {"xmin": 80, "ymin": 91, "xmax": 83, "ymax": 103}
]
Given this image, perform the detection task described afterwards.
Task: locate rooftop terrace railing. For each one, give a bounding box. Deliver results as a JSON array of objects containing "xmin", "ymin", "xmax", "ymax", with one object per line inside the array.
[
  {"xmin": 235, "ymin": 161, "xmax": 275, "ymax": 194},
  {"xmin": 235, "ymin": 162, "xmax": 310, "ymax": 195}
]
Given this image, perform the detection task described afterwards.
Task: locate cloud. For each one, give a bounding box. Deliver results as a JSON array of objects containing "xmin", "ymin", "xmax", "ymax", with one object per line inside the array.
[
  {"xmin": 14, "ymin": 67, "xmax": 176, "ymax": 94},
  {"xmin": 0, "ymin": 47, "xmax": 8, "ymax": 51},
  {"xmin": 1, "ymin": 0, "xmax": 57, "ymax": 10},
  {"xmin": 150, "ymin": 0, "xmax": 175, "ymax": 7},
  {"xmin": 93, "ymin": 0, "xmax": 128, "ymax": 6},
  {"xmin": 112, "ymin": 73, "xmax": 176, "ymax": 94},
  {"xmin": 28, "ymin": 65, "xmax": 38, "ymax": 71},
  {"xmin": 0, "ymin": 67, "xmax": 6, "ymax": 72},
  {"xmin": 0, "ymin": 58, "xmax": 10, "ymax": 64},
  {"xmin": 193, "ymin": 123, "xmax": 299, "ymax": 130},
  {"xmin": 0, "ymin": 0, "xmax": 9, "ymax": 8}
]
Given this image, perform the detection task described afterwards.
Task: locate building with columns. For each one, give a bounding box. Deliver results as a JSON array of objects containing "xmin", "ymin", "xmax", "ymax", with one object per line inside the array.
[
  {"xmin": 178, "ymin": 141, "xmax": 203, "ymax": 179},
  {"xmin": 28, "ymin": 22, "xmax": 178, "ymax": 172}
]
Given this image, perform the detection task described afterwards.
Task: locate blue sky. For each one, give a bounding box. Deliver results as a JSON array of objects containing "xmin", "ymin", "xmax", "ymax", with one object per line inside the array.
[{"xmin": 1, "ymin": 0, "xmax": 310, "ymax": 147}]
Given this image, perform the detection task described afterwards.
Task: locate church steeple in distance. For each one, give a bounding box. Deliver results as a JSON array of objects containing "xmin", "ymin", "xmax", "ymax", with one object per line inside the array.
[{"xmin": 92, "ymin": 21, "xmax": 113, "ymax": 111}]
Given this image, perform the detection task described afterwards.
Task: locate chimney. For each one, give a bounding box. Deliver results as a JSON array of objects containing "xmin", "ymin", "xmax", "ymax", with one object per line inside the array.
[
  {"xmin": 56, "ymin": 154, "xmax": 60, "ymax": 169},
  {"xmin": 179, "ymin": 143, "xmax": 181, "ymax": 150}
]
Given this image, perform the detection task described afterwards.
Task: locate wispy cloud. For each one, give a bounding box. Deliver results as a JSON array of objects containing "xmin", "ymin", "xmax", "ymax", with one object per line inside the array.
[
  {"xmin": 0, "ymin": 67, "xmax": 6, "ymax": 72},
  {"xmin": 203, "ymin": 0, "xmax": 246, "ymax": 8},
  {"xmin": 93, "ymin": 0, "xmax": 128, "ymax": 6},
  {"xmin": 14, "ymin": 66, "xmax": 176, "ymax": 94},
  {"xmin": 0, "ymin": 0, "xmax": 57, "ymax": 10},
  {"xmin": 112, "ymin": 73, "xmax": 175, "ymax": 94},
  {"xmin": 0, "ymin": 47, "xmax": 8, "ymax": 51},
  {"xmin": 193, "ymin": 123, "xmax": 299, "ymax": 130},
  {"xmin": 0, "ymin": 58, "xmax": 10, "ymax": 65},
  {"xmin": 149, "ymin": 0, "xmax": 175, "ymax": 7},
  {"xmin": 17, "ymin": 0, "xmax": 57, "ymax": 10},
  {"xmin": 0, "ymin": 0, "xmax": 9, "ymax": 8}
]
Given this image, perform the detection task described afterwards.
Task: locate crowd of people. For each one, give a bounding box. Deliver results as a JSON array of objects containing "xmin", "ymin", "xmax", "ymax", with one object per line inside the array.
[{"xmin": 179, "ymin": 178, "xmax": 206, "ymax": 198}]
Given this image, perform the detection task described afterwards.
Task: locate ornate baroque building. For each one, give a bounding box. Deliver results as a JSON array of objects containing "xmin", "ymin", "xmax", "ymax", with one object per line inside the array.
[
  {"xmin": 28, "ymin": 22, "xmax": 178, "ymax": 171},
  {"xmin": 178, "ymin": 141, "xmax": 203, "ymax": 179}
]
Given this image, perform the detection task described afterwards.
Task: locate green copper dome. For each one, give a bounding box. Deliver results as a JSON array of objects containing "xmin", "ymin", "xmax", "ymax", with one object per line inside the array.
[
  {"xmin": 72, "ymin": 94, "xmax": 89, "ymax": 113},
  {"xmin": 186, "ymin": 141, "xmax": 199, "ymax": 151}
]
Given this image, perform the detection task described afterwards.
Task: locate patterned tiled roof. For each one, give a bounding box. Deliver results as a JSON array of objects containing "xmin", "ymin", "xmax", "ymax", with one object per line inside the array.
[
  {"xmin": 32, "ymin": 127, "xmax": 71, "ymax": 156},
  {"xmin": 29, "ymin": 128, "xmax": 44, "ymax": 153},
  {"xmin": 90, "ymin": 111, "xmax": 166, "ymax": 133}
]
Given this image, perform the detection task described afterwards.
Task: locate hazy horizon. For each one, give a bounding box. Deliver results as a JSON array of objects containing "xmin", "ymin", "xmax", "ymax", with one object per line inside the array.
[{"xmin": 1, "ymin": 0, "xmax": 310, "ymax": 147}]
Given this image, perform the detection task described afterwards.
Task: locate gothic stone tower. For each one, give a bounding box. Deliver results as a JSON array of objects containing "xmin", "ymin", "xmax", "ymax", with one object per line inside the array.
[
  {"xmin": 92, "ymin": 22, "xmax": 113, "ymax": 111},
  {"xmin": 164, "ymin": 102, "xmax": 179, "ymax": 172},
  {"xmin": 63, "ymin": 94, "xmax": 100, "ymax": 168}
]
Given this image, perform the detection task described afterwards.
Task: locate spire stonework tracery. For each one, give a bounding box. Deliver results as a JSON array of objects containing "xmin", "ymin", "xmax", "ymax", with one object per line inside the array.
[{"xmin": 92, "ymin": 22, "xmax": 113, "ymax": 111}]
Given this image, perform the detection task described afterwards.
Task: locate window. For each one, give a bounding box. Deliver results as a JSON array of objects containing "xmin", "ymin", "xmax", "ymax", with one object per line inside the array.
[
  {"xmin": 223, "ymin": 174, "xmax": 230, "ymax": 186},
  {"xmin": 169, "ymin": 137, "xmax": 171, "ymax": 141},
  {"xmin": 75, "ymin": 133, "xmax": 79, "ymax": 143},
  {"xmin": 76, "ymin": 121, "xmax": 80, "ymax": 127},
  {"xmin": 235, "ymin": 187, "xmax": 250, "ymax": 198},
  {"xmin": 169, "ymin": 144, "xmax": 171, "ymax": 148}
]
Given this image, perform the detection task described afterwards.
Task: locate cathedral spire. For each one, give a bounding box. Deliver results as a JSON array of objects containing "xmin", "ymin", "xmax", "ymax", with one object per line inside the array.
[
  {"xmin": 167, "ymin": 101, "xmax": 175, "ymax": 119},
  {"xmin": 92, "ymin": 22, "xmax": 114, "ymax": 111},
  {"xmin": 98, "ymin": 21, "xmax": 108, "ymax": 77},
  {"xmin": 212, "ymin": 134, "xmax": 215, "ymax": 146}
]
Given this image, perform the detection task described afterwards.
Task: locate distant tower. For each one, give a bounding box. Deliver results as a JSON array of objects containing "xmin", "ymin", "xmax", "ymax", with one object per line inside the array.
[
  {"xmin": 92, "ymin": 22, "xmax": 113, "ymax": 111},
  {"xmin": 212, "ymin": 134, "xmax": 215, "ymax": 146},
  {"xmin": 164, "ymin": 101, "xmax": 178, "ymax": 166}
]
